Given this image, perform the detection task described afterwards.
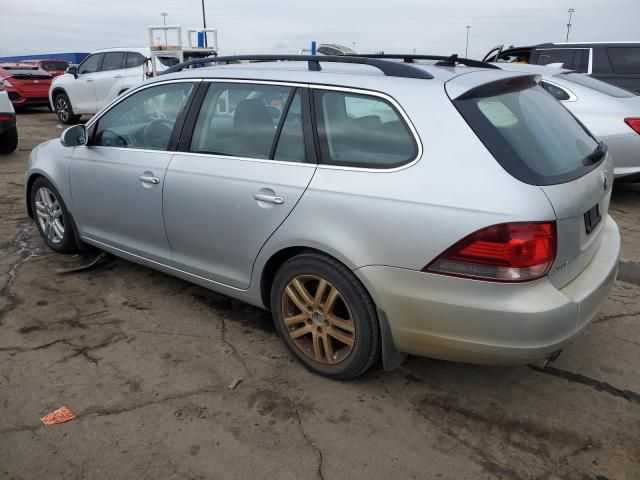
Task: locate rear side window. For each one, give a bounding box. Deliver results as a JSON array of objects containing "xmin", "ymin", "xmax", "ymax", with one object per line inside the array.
[
  {"xmin": 607, "ymin": 47, "xmax": 640, "ymax": 74},
  {"xmin": 101, "ymin": 52, "xmax": 124, "ymax": 71},
  {"xmin": 541, "ymin": 81, "xmax": 571, "ymax": 101},
  {"xmin": 190, "ymin": 83, "xmax": 299, "ymax": 161},
  {"xmin": 454, "ymin": 80, "xmax": 600, "ymax": 186},
  {"xmin": 314, "ymin": 90, "xmax": 417, "ymax": 168}
]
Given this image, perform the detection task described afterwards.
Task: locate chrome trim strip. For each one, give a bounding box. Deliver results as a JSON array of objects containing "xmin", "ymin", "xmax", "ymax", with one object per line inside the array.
[
  {"xmin": 80, "ymin": 236, "xmax": 246, "ymax": 292},
  {"xmin": 85, "ymin": 78, "xmax": 423, "ymax": 173}
]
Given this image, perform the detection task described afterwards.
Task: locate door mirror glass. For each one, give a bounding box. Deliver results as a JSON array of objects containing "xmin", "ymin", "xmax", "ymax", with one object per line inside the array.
[
  {"xmin": 67, "ymin": 66, "xmax": 77, "ymax": 77},
  {"xmin": 61, "ymin": 124, "xmax": 87, "ymax": 147}
]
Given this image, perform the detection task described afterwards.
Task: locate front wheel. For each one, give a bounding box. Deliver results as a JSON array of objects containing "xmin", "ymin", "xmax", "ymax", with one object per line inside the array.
[
  {"xmin": 54, "ymin": 93, "xmax": 81, "ymax": 125},
  {"xmin": 30, "ymin": 177, "xmax": 78, "ymax": 253},
  {"xmin": 271, "ymin": 253, "xmax": 380, "ymax": 380}
]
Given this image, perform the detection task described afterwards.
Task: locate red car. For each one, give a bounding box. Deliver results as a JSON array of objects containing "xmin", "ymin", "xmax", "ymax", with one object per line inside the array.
[
  {"xmin": 0, "ymin": 63, "xmax": 52, "ymax": 108},
  {"xmin": 22, "ymin": 59, "xmax": 69, "ymax": 77}
]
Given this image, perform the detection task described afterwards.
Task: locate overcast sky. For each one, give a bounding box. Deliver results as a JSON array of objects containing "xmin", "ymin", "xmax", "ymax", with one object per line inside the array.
[{"xmin": 1, "ymin": 0, "xmax": 639, "ymax": 59}]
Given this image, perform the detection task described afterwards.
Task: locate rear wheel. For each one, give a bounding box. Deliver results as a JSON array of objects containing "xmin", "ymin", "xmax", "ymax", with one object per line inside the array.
[
  {"xmin": 54, "ymin": 93, "xmax": 81, "ymax": 125},
  {"xmin": 30, "ymin": 177, "xmax": 78, "ymax": 253},
  {"xmin": 0, "ymin": 126, "xmax": 18, "ymax": 154},
  {"xmin": 271, "ymin": 253, "xmax": 380, "ymax": 380}
]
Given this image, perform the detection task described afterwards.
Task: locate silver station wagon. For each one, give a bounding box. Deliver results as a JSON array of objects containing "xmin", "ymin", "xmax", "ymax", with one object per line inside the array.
[{"xmin": 26, "ymin": 54, "xmax": 620, "ymax": 379}]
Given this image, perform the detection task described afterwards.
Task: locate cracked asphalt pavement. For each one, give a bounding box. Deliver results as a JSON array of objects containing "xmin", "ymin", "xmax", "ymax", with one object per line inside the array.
[{"xmin": 1, "ymin": 112, "xmax": 639, "ymax": 480}]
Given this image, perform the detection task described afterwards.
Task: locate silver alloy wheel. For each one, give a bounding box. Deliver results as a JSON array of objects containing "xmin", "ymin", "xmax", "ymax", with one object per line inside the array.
[
  {"xmin": 35, "ymin": 187, "xmax": 65, "ymax": 244},
  {"xmin": 55, "ymin": 96, "xmax": 69, "ymax": 123}
]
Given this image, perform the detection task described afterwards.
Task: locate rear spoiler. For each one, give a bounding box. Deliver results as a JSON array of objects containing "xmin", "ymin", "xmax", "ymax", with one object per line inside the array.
[{"xmin": 453, "ymin": 74, "xmax": 541, "ymax": 101}]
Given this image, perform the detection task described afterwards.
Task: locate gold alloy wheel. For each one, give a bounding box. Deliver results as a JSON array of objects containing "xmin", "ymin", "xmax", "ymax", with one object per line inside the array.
[{"xmin": 281, "ymin": 275, "xmax": 356, "ymax": 365}]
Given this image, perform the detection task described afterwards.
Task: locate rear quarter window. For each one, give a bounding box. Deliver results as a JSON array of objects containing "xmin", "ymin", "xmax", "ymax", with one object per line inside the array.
[{"xmin": 313, "ymin": 90, "xmax": 418, "ymax": 169}]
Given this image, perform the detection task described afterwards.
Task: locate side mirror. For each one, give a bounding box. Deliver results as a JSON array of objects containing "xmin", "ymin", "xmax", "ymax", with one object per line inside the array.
[
  {"xmin": 67, "ymin": 66, "xmax": 78, "ymax": 78},
  {"xmin": 61, "ymin": 124, "xmax": 87, "ymax": 147}
]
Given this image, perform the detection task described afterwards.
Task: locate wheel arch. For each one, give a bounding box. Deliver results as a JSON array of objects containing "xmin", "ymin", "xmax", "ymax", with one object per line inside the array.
[{"xmin": 258, "ymin": 245, "xmax": 406, "ymax": 371}]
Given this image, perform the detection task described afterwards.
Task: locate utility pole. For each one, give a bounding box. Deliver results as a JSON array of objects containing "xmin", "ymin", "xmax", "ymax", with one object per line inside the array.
[
  {"xmin": 201, "ymin": 0, "xmax": 208, "ymax": 47},
  {"xmin": 566, "ymin": 8, "xmax": 575, "ymax": 42},
  {"xmin": 465, "ymin": 25, "xmax": 471, "ymax": 57},
  {"xmin": 161, "ymin": 12, "xmax": 168, "ymax": 45}
]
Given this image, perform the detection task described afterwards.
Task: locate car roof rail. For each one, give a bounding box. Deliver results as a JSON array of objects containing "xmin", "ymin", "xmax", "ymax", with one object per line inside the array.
[
  {"xmin": 159, "ymin": 54, "xmax": 434, "ymax": 79},
  {"xmin": 352, "ymin": 54, "xmax": 501, "ymax": 70}
]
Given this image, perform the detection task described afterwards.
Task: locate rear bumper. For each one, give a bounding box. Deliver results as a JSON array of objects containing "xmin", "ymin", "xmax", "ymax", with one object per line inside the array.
[
  {"xmin": 355, "ymin": 216, "xmax": 620, "ymax": 365},
  {"xmin": 8, "ymin": 91, "xmax": 50, "ymax": 107}
]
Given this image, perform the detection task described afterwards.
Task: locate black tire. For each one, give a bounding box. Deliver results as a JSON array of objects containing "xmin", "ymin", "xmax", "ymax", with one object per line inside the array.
[
  {"xmin": 30, "ymin": 177, "xmax": 79, "ymax": 253},
  {"xmin": 54, "ymin": 92, "xmax": 81, "ymax": 125},
  {"xmin": 271, "ymin": 253, "xmax": 380, "ymax": 380},
  {"xmin": 0, "ymin": 126, "xmax": 18, "ymax": 154}
]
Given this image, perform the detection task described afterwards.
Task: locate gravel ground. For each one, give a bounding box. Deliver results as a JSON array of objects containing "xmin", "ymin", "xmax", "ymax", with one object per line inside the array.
[{"xmin": 1, "ymin": 111, "xmax": 639, "ymax": 480}]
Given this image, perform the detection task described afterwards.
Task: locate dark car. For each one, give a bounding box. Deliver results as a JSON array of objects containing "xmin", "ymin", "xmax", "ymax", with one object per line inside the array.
[{"xmin": 483, "ymin": 42, "xmax": 640, "ymax": 94}]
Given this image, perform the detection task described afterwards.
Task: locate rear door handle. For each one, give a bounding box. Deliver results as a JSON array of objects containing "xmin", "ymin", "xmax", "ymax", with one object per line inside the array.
[
  {"xmin": 86, "ymin": 78, "xmax": 94, "ymax": 82},
  {"xmin": 139, "ymin": 175, "xmax": 160, "ymax": 185},
  {"xmin": 114, "ymin": 74, "xmax": 123, "ymax": 79},
  {"xmin": 253, "ymin": 193, "xmax": 284, "ymax": 204}
]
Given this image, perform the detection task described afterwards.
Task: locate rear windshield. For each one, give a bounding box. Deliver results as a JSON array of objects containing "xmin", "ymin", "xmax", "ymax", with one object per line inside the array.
[
  {"xmin": 558, "ymin": 72, "xmax": 636, "ymax": 97},
  {"xmin": 607, "ymin": 47, "xmax": 640, "ymax": 74},
  {"xmin": 41, "ymin": 61, "xmax": 68, "ymax": 70},
  {"xmin": 454, "ymin": 79, "xmax": 600, "ymax": 186}
]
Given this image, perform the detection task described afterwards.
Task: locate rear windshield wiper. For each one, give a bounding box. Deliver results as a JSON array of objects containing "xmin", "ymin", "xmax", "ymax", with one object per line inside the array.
[{"xmin": 583, "ymin": 141, "xmax": 607, "ymax": 165}]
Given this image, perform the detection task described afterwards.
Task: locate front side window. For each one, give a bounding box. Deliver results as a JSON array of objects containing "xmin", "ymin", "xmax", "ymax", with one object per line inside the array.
[
  {"xmin": 607, "ymin": 47, "xmax": 640, "ymax": 74},
  {"xmin": 190, "ymin": 83, "xmax": 296, "ymax": 160},
  {"xmin": 78, "ymin": 54, "xmax": 103, "ymax": 74},
  {"xmin": 541, "ymin": 81, "xmax": 571, "ymax": 101},
  {"xmin": 536, "ymin": 49, "xmax": 578, "ymax": 69},
  {"xmin": 92, "ymin": 82, "xmax": 194, "ymax": 150},
  {"xmin": 314, "ymin": 90, "xmax": 417, "ymax": 168},
  {"xmin": 101, "ymin": 52, "xmax": 124, "ymax": 71},
  {"xmin": 454, "ymin": 80, "xmax": 600, "ymax": 185}
]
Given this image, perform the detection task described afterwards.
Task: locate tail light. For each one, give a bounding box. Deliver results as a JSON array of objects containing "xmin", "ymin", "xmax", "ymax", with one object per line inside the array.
[
  {"xmin": 424, "ymin": 222, "xmax": 556, "ymax": 282},
  {"xmin": 624, "ymin": 118, "xmax": 640, "ymax": 134}
]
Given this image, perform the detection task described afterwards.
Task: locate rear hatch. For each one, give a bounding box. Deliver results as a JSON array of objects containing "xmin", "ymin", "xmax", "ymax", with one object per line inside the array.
[
  {"xmin": 4, "ymin": 69, "xmax": 52, "ymax": 97},
  {"xmin": 447, "ymin": 73, "xmax": 613, "ymax": 289}
]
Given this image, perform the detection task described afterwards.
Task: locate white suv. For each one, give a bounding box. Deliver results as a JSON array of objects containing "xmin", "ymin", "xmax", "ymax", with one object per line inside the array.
[{"xmin": 49, "ymin": 47, "xmax": 153, "ymax": 124}]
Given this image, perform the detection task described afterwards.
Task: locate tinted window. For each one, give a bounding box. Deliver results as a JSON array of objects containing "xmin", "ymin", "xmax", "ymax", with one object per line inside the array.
[
  {"xmin": 314, "ymin": 90, "xmax": 417, "ymax": 168},
  {"xmin": 190, "ymin": 83, "xmax": 292, "ymax": 160},
  {"xmin": 93, "ymin": 82, "xmax": 193, "ymax": 150},
  {"xmin": 41, "ymin": 61, "xmax": 68, "ymax": 71},
  {"xmin": 536, "ymin": 49, "xmax": 578, "ymax": 68},
  {"xmin": 78, "ymin": 54, "xmax": 103, "ymax": 74},
  {"xmin": 125, "ymin": 52, "xmax": 146, "ymax": 68},
  {"xmin": 274, "ymin": 92, "xmax": 305, "ymax": 162},
  {"xmin": 454, "ymin": 82, "xmax": 600, "ymax": 186},
  {"xmin": 541, "ymin": 81, "xmax": 571, "ymax": 101},
  {"xmin": 558, "ymin": 72, "xmax": 636, "ymax": 97},
  {"xmin": 101, "ymin": 52, "xmax": 124, "ymax": 71},
  {"xmin": 607, "ymin": 47, "xmax": 640, "ymax": 74}
]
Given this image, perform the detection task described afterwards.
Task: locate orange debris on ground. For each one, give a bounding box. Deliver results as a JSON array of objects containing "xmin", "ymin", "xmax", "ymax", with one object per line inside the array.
[{"xmin": 40, "ymin": 406, "xmax": 77, "ymax": 425}]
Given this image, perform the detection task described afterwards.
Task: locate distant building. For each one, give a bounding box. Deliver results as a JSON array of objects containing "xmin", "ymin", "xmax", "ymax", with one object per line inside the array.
[{"xmin": 0, "ymin": 52, "xmax": 90, "ymax": 65}]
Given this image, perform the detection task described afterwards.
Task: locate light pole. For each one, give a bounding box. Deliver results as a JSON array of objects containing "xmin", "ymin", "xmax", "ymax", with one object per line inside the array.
[
  {"xmin": 566, "ymin": 8, "xmax": 575, "ymax": 42},
  {"xmin": 161, "ymin": 12, "xmax": 168, "ymax": 45},
  {"xmin": 201, "ymin": 0, "xmax": 208, "ymax": 47},
  {"xmin": 465, "ymin": 26, "xmax": 471, "ymax": 57}
]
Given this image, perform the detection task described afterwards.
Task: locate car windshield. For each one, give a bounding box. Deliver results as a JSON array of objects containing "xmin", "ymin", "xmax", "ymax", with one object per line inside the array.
[
  {"xmin": 558, "ymin": 72, "xmax": 637, "ymax": 98},
  {"xmin": 454, "ymin": 80, "xmax": 600, "ymax": 186}
]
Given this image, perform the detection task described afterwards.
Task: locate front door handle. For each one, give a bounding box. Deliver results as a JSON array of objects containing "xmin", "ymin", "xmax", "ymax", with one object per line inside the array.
[
  {"xmin": 139, "ymin": 175, "xmax": 160, "ymax": 185},
  {"xmin": 114, "ymin": 74, "xmax": 123, "ymax": 79},
  {"xmin": 253, "ymin": 193, "xmax": 284, "ymax": 204}
]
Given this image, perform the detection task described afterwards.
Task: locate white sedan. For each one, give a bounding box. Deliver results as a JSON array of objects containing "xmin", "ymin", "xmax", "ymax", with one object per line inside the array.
[{"xmin": 494, "ymin": 63, "xmax": 640, "ymax": 181}]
